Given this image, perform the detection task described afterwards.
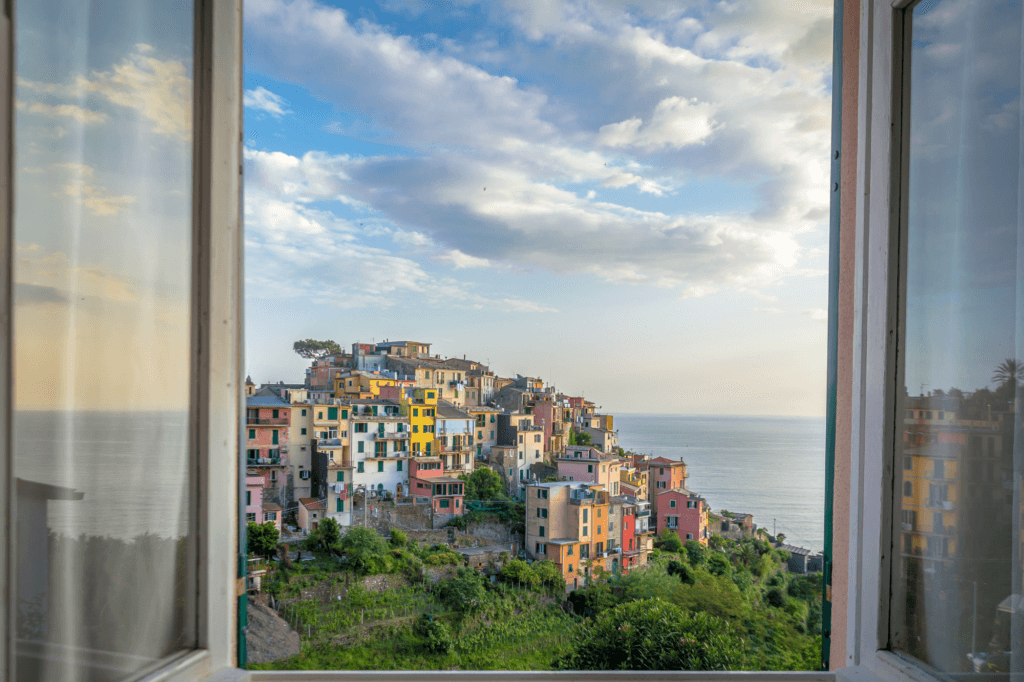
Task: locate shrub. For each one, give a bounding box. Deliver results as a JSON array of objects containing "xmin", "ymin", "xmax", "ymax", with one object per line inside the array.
[
  {"xmin": 656, "ymin": 528, "xmax": 684, "ymax": 553},
  {"xmin": 500, "ymin": 559, "xmax": 539, "ymax": 587},
  {"xmin": 666, "ymin": 559, "xmax": 695, "ymax": 585},
  {"xmin": 558, "ymin": 598, "xmax": 743, "ymax": 670},
  {"xmin": 337, "ymin": 526, "xmax": 390, "ymax": 575},
  {"xmin": 684, "ymin": 540, "xmax": 706, "ymax": 566},
  {"xmin": 413, "ymin": 615, "xmax": 454, "ymax": 654},
  {"xmin": 765, "ymin": 587, "xmax": 786, "ymax": 608},
  {"xmin": 247, "ymin": 521, "xmax": 279, "ymax": 559},
  {"xmin": 707, "ymin": 553, "xmax": 732, "ymax": 576},
  {"xmin": 437, "ymin": 568, "xmax": 488, "ymax": 613},
  {"xmin": 532, "ymin": 560, "xmax": 565, "ymax": 588},
  {"xmin": 390, "ymin": 529, "xmax": 408, "ymax": 548}
]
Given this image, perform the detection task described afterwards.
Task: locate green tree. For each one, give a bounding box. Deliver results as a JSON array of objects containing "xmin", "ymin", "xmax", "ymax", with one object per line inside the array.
[
  {"xmin": 707, "ymin": 552, "xmax": 732, "ymax": 576},
  {"xmin": 775, "ymin": 532, "xmax": 787, "ymax": 544},
  {"xmin": 666, "ymin": 559, "xmax": 696, "ymax": 585},
  {"xmin": 532, "ymin": 560, "xmax": 565, "ymax": 588},
  {"xmin": 558, "ymin": 598, "xmax": 743, "ymax": 670},
  {"xmin": 657, "ymin": 528, "xmax": 684, "ymax": 553},
  {"xmin": 318, "ymin": 517, "xmax": 341, "ymax": 548},
  {"xmin": 575, "ymin": 430, "xmax": 592, "ymax": 445},
  {"xmin": 414, "ymin": 616, "xmax": 454, "ymax": 654},
  {"xmin": 337, "ymin": 526, "xmax": 390, "ymax": 575},
  {"xmin": 765, "ymin": 587, "xmax": 786, "ymax": 608},
  {"xmin": 292, "ymin": 338, "xmax": 342, "ymax": 360},
  {"xmin": 247, "ymin": 522, "xmax": 279, "ymax": 559},
  {"xmin": 461, "ymin": 467, "xmax": 504, "ymax": 501},
  {"xmin": 437, "ymin": 568, "xmax": 488, "ymax": 613},
  {"xmin": 992, "ymin": 358, "xmax": 1023, "ymax": 391},
  {"xmin": 500, "ymin": 559, "xmax": 539, "ymax": 587},
  {"xmin": 684, "ymin": 540, "xmax": 706, "ymax": 566},
  {"xmin": 389, "ymin": 529, "xmax": 408, "ymax": 548}
]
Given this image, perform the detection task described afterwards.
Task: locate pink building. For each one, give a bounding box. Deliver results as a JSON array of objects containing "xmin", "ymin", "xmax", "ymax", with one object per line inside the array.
[
  {"xmin": 656, "ymin": 488, "xmax": 709, "ymax": 546},
  {"xmin": 556, "ymin": 446, "xmax": 621, "ymax": 495},
  {"xmin": 261, "ymin": 502, "xmax": 282, "ymax": 533},
  {"xmin": 245, "ymin": 397, "xmax": 291, "ymax": 467},
  {"xmin": 408, "ymin": 457, "xmax": 465, "ymax": 516},
  {"xmin": 245, "ymin": 476, "xmax": 264, "ymax": 525},
  {"xmin": 648, "ymin": 456, "xmax": 687, "ymax": 518}
]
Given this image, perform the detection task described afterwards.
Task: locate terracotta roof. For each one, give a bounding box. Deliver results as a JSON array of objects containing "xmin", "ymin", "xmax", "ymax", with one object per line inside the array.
[
  {"xmin": 262, "ymin": 502, "xmax": 282, "ymax": 512},
  {"xmin": 299, "ymin": 497, "xmax": 325, "ymax": 511},
  {"xmin": 649, "ymin": 456, "xmax": 684, "ymax": 465}
]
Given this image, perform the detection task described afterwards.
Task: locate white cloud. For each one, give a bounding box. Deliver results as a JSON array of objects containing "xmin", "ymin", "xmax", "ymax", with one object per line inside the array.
[
  {"xmin": 597, "ymin": 97, "xmax": 720, "ymax": 150},
  {"xmin": 244, "ymin": 86, "xmax": 293, "ymax": 118},
  {"xmin": 21, "ymin": 101, "xmax": 108, "ymax": 125},
  {"xmin": 436, "ymin": 250, "xmax": 493, "ymax": 269},
  {"xmin": 804, "ymin": 308, "xmax": 828, "ymax": 321}
]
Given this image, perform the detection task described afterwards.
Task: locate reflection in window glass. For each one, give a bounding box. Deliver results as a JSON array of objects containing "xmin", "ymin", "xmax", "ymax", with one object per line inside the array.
[
  {"xmin": 13, "ymin": 1, "xmax": 195, "ymax": 680},
  {"xmin": 896, "ymin": 0, "xmax": 1022, "ymax": 673}
]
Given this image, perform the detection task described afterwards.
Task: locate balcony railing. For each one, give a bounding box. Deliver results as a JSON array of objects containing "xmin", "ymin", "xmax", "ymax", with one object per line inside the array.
[
  {"xmin": 377, "ymin": 432, "xmax": 410, "ymax": 440},
  {"xmin": 636, "ymin": 510, "xmax": 650, "ymax": 517},
  {"xmin": 247, "ymin": 417, "xmax": 289, "ymax": 426},
  {"xmin": 319, "ymin": 438, "xmax": 343, "ymax": 447},
  {"xmin": 248, "ymin": 456, "xmax": 281, "ymax": 465}
]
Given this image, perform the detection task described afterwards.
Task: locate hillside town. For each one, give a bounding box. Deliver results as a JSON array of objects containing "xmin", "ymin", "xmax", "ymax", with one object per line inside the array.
[
  {"xmin": 245, "ymin": 339, "xmax": 724, "ymax": 585},
  {"xmin": 243, "ymin": 339, "xmax": 825, "ymax": 670}
]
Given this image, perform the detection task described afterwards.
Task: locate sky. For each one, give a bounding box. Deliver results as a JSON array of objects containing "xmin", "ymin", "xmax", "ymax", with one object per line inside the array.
[{"xmin": 242, "ymin": 0, "xmax": 834, "ymax": 417}]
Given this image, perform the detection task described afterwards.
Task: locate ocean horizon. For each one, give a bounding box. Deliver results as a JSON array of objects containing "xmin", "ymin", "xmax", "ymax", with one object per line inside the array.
[{"xmin": 615, "ymin": 413, "xmax": 826, "ymax": 553}]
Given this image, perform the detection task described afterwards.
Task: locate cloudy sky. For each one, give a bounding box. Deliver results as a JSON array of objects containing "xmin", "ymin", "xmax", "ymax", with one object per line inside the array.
[{"xmin": 243, "ymin": 0, "xmax": 833, "ymax": 416}]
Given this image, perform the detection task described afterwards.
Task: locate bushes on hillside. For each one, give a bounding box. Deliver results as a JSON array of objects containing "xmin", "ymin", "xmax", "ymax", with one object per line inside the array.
[{"xmin": 558, "ymin": 598, "xmax": 742, "ymax": 671}]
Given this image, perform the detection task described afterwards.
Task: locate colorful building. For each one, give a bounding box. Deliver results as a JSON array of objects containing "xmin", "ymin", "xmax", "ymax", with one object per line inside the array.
[
  {"xmin": 467, "ymin": 405, "xmax": 500, "ymax": 460},
  {"xmin": 556, "ymin": 446, "xmax": 621, "ymax": 495},
  {"xmin": 656, "ymin": 488, "xmax": 709, "ymax": 546},
  {"xmin": 298, "ymin": 497, "xmax": 325, "ymax": 535},
  {"xmin": 648, "ymin": 456, "xmax": 688, "ymax": 519},
  {"xmin": 245, "ymin": 396, "xmax": 291, "ymax": 505},
  {"xmin": 436, "ymin": 400, "xmax": 475, "ymax": 475},
  {"xmin": 408, "ymin": 457, "xmax": 464, "ymax": 518},
  {"xmin": 400, "ymin": 387, "xmax": 438, "ymax": 457},
  {"xmin": 348, "ymin": 399, "xmax": 410, "ymax": 498}
]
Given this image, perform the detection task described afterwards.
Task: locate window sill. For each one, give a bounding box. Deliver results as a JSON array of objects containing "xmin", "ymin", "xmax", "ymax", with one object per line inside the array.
[
  {"xmin": 836, "ymin": 652, "xmax": 946, "ymax": 682},
  {"xmin": 252, "ymin": 672, "xmax": 834, "ymax": 682}
]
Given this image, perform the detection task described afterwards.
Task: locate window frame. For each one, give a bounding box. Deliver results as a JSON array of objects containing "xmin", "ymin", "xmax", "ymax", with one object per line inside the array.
[{"xmin": 835, "ymin": 3, "xmax": 956, "ymax": 682}]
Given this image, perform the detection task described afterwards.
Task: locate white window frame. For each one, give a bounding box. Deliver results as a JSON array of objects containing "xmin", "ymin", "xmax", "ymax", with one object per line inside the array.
[
  {"xmin": 0, "ymin": 0, "xmax": 243, "ymax": 679},
  {"xmin": 836, "ymin": 3, "xmax": 955, "ymax": 682}
]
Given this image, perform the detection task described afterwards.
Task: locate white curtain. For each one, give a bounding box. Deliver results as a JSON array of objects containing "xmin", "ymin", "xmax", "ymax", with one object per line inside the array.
[{"xmin": 12, "ymin": 1, "xmax": 196, "ymax": 680}]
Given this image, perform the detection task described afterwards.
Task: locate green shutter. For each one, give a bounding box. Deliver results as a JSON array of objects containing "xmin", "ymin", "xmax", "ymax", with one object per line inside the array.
[
  {"xmin": 272, "ymin": 430, "xmax": 279, "ymax": 445},
  {"xmin": 342, "ymin": 409, "xmax": 348, "ymax": 419},
  {"xmin": 248, "ymin": 429, "xmax": 255, "ymax": 440},
  {"xmin": 378, "ymin": 461, "xmax": 383, "ymax": 472},
  {"xmin": 272, "ymin": 409, "xmax": 279, "ymax": 418},
  {"xmin": 328, "ymin": 407, "xmax": 337, "ymax": 420},
  {"xmin": 336, "ymin": 498, "xmax": 342, "ymax": 512},
  {"xmin": 358, "ymin": 462, "xmax": 364, "ymax": 473},
  {"xmin": 302, "ymin": 409, "xmax": 306, "ymax": 416},
  {"xmin": 336, "ymin": 472, "xmax": 343, "ymax": 482},
  {"xmin": 372, "ymin": 406, "xmax": 378, "ymax": 416},
  {"xmin": 397, "ymin": 461, "xmax": 403, "ymax": 471}
]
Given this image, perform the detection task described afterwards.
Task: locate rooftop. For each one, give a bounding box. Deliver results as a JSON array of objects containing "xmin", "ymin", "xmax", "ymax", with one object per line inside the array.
[
  {"xmin": 777, "ymin": 544, "xmax": 812, "ymax": 556},
  {"xmin": 547, "ymin": 538, "xmax": 579, "ymax": 545},
  {"xmin": 246, "ymin": 396, "xmax": 291, "ymax": 407},
  {"xmin": 436, "ymin": 400, "xmax": 473, "ymax": 420},
  {"xmin": 262, "ymin": 502, "xmax": 282, "ymax": 512},
  {"xmin": 299, "ymin": 497, "xmax": 325, "ymax": 510}
]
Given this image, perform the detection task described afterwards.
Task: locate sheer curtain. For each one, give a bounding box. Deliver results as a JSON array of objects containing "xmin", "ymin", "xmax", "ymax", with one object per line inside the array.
[
  {"xmin": 12, "ymin": 1, "xmax": 196, "ymax": 679},
  {"xmin": 894, "ymin": 0, "xmax": 1023, "ymax": 675}
]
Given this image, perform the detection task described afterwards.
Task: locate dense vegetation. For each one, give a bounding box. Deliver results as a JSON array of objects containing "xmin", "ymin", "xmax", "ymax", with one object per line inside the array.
[{"xmin": 251, "ymin": 524, "xmax": 822, "ymax": 672}]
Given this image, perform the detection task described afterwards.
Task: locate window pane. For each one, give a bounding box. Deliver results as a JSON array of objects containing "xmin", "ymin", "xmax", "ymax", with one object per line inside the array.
[
  {"xmin": 895, "ymin": 1, "xmax": 1022, "ymax": 673},
  {"xmin": 13, "ymin": 1, "xmax": 195, "ymax": 679}
]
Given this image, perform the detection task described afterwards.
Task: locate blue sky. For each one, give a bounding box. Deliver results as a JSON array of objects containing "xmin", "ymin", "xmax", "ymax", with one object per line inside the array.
[{"xmin": 242, "ymin": 0, "xmax": 833, "ymax": 416}]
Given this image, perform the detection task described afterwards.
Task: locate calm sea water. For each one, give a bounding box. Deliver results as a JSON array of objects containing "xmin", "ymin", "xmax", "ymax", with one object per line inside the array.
[
  {"xmin": 615, "ymin": 414, "xmax": 826, "ymax": 552},
  {"xmin": 14, "ymin": 410, "xmax": 191, "ymax": 540}
]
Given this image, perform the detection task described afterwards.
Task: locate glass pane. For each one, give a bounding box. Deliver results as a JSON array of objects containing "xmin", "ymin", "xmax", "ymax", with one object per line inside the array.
[
  {"xmin": 895, "ymin": 0, "xmax": 1023, "ymax": 674},
  {"xmin": 13, "ymin": 1, "xmax": 195, "ymax": 680}
]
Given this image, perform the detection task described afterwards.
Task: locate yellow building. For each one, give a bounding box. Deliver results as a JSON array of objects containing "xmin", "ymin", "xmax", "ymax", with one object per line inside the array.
[
  {"xmin": 333, "ymin": 370, "xmax": 396, "ymax": 399},
  {"xmin": 400, "ymin": 387, "xmax": 438, "ymax": 456}
]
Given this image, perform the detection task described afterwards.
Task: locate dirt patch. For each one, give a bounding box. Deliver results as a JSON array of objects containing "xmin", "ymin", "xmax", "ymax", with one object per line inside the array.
[{"xmin": 245, "ymin": 597, "xmax": 300, "ymax": 665}]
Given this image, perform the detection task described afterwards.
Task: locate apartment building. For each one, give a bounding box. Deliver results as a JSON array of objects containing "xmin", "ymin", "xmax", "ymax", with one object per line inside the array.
[
  {"xmin": 348, "ymin": 399, "xmax": 410, "ymax": 497},
  {"xmin": 657, "ymin": 488, "xmax": 709, "ymax": 546},
  {"xmin": 556, "ymin": 446, "xmax": 621, "ymax": 495},
  {"xmin": 408, "ymin": 457, "xmax": 465, "ymax": 519},
  {"xmin": 648, "ymin": 456, "xmax": 688, "ymax": 519},
  {"xmin": 467, "ymin": 405, "xmax": 500, "ymax": 459},
  {"xmin": 244, "ymin": 396, "xmax": 291, "ymax": 506},
  {"xmin": 436, "ymin": 400, "xmax": 475, "ymax": 474}
]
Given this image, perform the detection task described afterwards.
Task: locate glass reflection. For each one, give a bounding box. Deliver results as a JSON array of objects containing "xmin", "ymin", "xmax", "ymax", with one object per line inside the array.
[
  {"xmin": 896, "ymin": 0, "xmax": 1023, "ymax": 674},
  {"xmin": 13, "ymin": 1, "xmax": 195, "ymax": 680}
]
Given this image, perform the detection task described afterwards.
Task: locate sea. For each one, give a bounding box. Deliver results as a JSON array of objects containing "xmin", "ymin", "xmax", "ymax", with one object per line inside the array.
[
  {"xmin": 615, "ymin": 413, "xmax": 826, "ymax": 553},
  {"xmin": 11, "ymin": 410, "xmax": 827, "ymax": 552}
]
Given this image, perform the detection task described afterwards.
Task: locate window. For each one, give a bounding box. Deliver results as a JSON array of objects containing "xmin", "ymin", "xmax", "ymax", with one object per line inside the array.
[
  {"xmin": 272, "ymin": 409, "xmax": 279, "ymax": 419},
  {"xmin": 247, "ymin": 513, "xmax": 256, "ymax": 523},
  {"xmin": 583, "ymin": 509, "xmax": 588, "ymax": 523},
  {"xmin": 567, "ymin": 545, "xmax": 573, "ymax": 556},
  {"xmin": 582, "ymin": 526, "xmax": 588, "ymax": 536},
  {"xmin": 355, "ymin": 423, "xmax": 368, "ymax": 432},
  {"xmin": 248, "ymin": 428, "xmax": 255, "ymax": 439},
  {"xmin": 397, "ymin": 461, "xmax": 402, "ymax": 471},
  {"xmin": 342, "ymin": 409, "xmax": 348, "ymax": 419},
  {"xmin": 903, "ymin": 456, "xmax": 913, "ymax": 471},
  {"xmin": 687, "ymin": 501, "xmax": 695, "ymax": 509},
  {"xmin": 337, "ymin": 498, "xmax": 343, "ymax": 512},
  {"xmin": 597, "ymin": 526, "xmax": 601, "ymax": 535},
  {"xmin": 538, "ymin": 526, "xmax": 545, "ymax": 537},
  {"xmin": 535, "ymin": 543, "xmax": 545, "ymax": 555},
  {"xmin": 490, "ymin": 430, "xmax": 495, "ymax": 439},
  {"xmin": 358, "ymin": 441, "xmax": 364, "ymax": 453},
  {"xmin": 378, "ymin": 461, "xmax": 384, "ymax": 472},
  {"xmin": 337, "ymin": 471, "xmax": 344, "ymax": 482},
  {"xmin": 686, "ymin": 533, "xmax": 694, "ymax": 540},
  {"xmin": 302, "ymin": 409, "xmax": 307, "ymax": 416},
  {"xmin": 534, "ymin": 434, "xmax": 541, "ymax": 443},
  {"xmin": 587, "ymin": 464, "xmax": 593, "ymax": 473},
  {"xmin": 246, "ymin": 491, "xmax": 251, "ymax": 506},
  {"xmin": 272, "ymin": 429, "xmax": 279, "ymax": 445},
  {"xmin": 536, "ymin": 508, "xmax": 548, "ymax": 519},
  {"xmin": 358, "ymin": 462, "xmax": 364, "ymax": 473},
  {"xmin": 670, "ymin": 500, "xmax": 676, "ymax": 508},
  {"xmin": 301, "ymin": 428, "xmax": 307, "ymax": 435}
]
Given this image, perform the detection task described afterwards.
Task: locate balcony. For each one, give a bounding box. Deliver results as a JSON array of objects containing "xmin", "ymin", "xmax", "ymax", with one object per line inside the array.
[
  {"xmin": 318, "ymin": 438, "xmax": 343, "ymax": 447},
  {"xmin": 247, "ymin": 456, "xmax": 281, "ymax": 465},
  {"xmin": 376, "ymin": 431, "xmax": 410, "ymax": 440},
  {"xmin": 247, "ymin": 417, "xmax": 289, "ymax": 426},
  {"xmin": 636, "ymin": 510, "xmax": 650, "ymax": 517}
]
